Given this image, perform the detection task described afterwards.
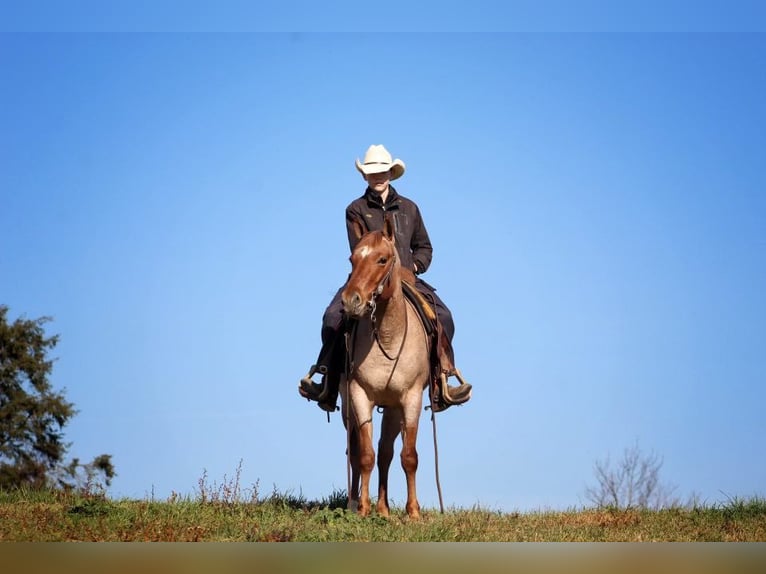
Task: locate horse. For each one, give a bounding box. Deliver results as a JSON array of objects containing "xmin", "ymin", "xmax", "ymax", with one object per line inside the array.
[{"xmin": 339, "ymin": 216, "xmax": 431, "ymax": 519}]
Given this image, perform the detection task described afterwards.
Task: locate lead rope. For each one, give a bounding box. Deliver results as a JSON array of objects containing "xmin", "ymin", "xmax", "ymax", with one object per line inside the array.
[
  {"xmin": 344, "ymin": 283, "xmax": 443, "ymax": 514},
  {"xmin": 419, "ymin": 292, "xmax": 446, "ymax": 514},
  {"xmin": 344, "ymin": 321, "xmax": 357, "ymax": 506},
  {"xmin": 371, "ymin": 298, "xmax": 408, "ymax": 382},
  {"xmin": 376, "ymin": 297, "xmax": 445, "ymax": 514},
  {"xmin": 374, "ymin": 302, "xmax": 444, "ymax": 515},
  {"xmin": 429, "ymin": 380, "xmax": 446, "ymax": 514}
]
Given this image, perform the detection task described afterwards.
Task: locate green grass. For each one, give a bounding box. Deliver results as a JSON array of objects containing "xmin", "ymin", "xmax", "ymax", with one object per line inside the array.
[{"xmin": 1, "ymin": 487, "xmax": 764, "ymax": 541}]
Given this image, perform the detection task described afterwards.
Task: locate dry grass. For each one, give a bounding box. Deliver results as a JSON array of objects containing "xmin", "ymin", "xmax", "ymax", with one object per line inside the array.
[
  {"xmin": 1, "ymin": 485, "xmax": 764, "ymax": 542},
  {"xmin": 2, "ymin": 461, "xmax": 764, "ymax": 541}
]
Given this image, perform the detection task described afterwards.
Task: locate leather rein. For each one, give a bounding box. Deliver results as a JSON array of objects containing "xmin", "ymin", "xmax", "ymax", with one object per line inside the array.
[
  {"xmin": 368, "ymin": 247, "xmax": 408, "ymax": 364},
  {"xmin": 343, "ymin": 240, "xmax": 445, "ymax": 514}
]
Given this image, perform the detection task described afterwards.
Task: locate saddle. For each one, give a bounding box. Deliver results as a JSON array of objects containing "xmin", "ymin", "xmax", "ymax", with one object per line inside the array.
[
  {"xmin": 303, "ymin": 280, "xmax": 470, "ymax": 414},
  {"xmin": 401, "ymin": 279, "xmax": 437, "ymax": 336},
  {"xmin": 401, "ymin": 280, "xmax": 470, "ymax": 412}
]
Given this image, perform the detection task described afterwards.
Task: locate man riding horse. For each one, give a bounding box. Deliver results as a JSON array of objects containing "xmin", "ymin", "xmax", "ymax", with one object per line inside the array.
[{"xmin": 299, "ymin": 144, "xmax": 473, "ymax": 413}]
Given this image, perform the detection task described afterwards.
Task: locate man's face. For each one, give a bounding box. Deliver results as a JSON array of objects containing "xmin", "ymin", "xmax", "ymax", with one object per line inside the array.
[{"xmin": 365, "ymin": 170, "xmax": 391, "ymax": 194}]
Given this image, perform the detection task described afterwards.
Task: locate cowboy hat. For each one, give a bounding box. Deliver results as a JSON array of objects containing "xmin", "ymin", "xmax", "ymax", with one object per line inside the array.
[{"xmin": 355, "ymin": 144, "xmax": 405, "ymax": 180}]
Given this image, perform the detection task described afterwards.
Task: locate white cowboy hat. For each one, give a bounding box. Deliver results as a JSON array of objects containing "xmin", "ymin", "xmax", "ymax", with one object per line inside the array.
[{"xmin": 355, "ymin": 144, "xmax": 406, "ymax": 180}]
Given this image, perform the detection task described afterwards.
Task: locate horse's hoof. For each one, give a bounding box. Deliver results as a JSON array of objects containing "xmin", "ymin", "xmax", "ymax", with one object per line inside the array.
[{"xmin": 406, "ymin": 503, "xmax": 421, "ymax": 520}]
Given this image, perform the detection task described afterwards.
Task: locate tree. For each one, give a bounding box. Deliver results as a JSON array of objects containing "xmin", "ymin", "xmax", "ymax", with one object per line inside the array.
[
  {"xmin": 0, "ymin": 305, "xmax": 115, "ymax": 491},
  {"xmin": 584, "ymin": 441, "xmax": 680, "ymax": 510}
]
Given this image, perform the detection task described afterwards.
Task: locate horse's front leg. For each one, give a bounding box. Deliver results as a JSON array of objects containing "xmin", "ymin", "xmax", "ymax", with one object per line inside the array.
[
  {"xmin": 356, "ymin": 418, "xmax": 375, "ymax": 517},
  {"xmin": 340, "ymin": 377, "xmax": 361, "ymax": 512},
  {"xmin": 345, "ymin": 417, "xmax": 361, "ymax": 512},
  {"xmin": 350, "ymin": 392, "xmax": 375, "ymax": 517},
  {"xmin": 376, "ymin": 407, "xmax": 403, "ymax": 517},
  {"xmin": 401, "ymin": 403, "xmax": 422, "ymax": 519}
]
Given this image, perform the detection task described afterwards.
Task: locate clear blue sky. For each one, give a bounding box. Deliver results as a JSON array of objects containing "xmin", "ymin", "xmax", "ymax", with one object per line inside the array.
[{"xmin": 2, "ymin": 12, "xmax": 765, "ymax": 511}]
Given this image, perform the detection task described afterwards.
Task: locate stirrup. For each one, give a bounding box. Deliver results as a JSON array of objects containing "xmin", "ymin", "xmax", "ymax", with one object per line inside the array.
[
  {"xmin": 430, "ymin": 369, "xmax": 472, "ymax": 412},
  {"xmin": 298, "ymin": 365, "xmax": 338, "ymax": 412},
  {"xmin": 299, "ymin": 364, "xmax": 327, "ymax": 400}
]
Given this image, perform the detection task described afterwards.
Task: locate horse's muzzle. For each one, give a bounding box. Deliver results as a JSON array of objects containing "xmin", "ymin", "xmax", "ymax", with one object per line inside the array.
[{"xmin": 341, "ymin": 291, "xmax": 368, "ymax": 318}]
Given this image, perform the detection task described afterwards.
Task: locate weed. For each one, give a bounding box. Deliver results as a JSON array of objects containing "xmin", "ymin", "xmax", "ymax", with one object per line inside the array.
[
  {"xmin": 195, "ymin": 459, "xmax": 258, "ymax": 505},
  {"xmin": 2, "ymin": 470, "xmax": 764, "ymax": 541}
]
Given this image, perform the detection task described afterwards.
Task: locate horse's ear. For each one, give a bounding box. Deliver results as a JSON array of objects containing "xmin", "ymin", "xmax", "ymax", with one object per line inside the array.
[
  {"xmin": 383, "ymin": 214, "xmax": 395, "ymax": 241},
  {"xmin": 350, "ymin": 216, "xmax": 365, "ymax": 241}
]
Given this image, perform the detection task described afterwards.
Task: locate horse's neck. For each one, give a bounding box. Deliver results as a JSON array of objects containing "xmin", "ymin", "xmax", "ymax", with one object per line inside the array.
[{"xmin": 373, "ymin": 285, "xmax": 407, "ymax": 347}]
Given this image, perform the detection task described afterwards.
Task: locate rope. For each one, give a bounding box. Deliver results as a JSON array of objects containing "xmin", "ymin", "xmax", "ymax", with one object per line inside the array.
[
  {"xmin": 344, "ymin": 323, "xmax": 357, "ymax": 505},
  {"xmin": 429, "ymin": 386, "xmax": 445, "ymax": 514},
  {"xmin": 343, "ymin": 260, "xmax": 443, "ymax": 515},
  {"xmin": 372, "ymin": 300, "xmax": 408, "ymax": 383}
]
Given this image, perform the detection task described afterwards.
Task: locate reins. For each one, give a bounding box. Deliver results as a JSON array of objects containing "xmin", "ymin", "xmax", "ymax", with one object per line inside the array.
[
  {"xmin": 428, "ymin": 381, "xmax": 446, "ymax": 514},
  {"xmin": 344, "ymin": 322, "xmax": 357, "ymax": 505},
  {"xmin": 342, "ymin": 241, "xmax": 446, "ymax": 515},
  {"xmin": 370, "ymin": 297, "xmax": 408, "ymax": 364},
  {"xmin": 369, "ymin": 245, "xmax": 407, "ymax": 360}
]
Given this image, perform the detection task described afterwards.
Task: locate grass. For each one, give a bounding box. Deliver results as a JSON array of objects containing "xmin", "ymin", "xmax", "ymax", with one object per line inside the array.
[
  {"xmin": 1, "ymin": 484, "xmax": 765, "ymax": 542},
  {"xmin": 1, "ymin": 462, "xmax": 764, "ymax": 541}
]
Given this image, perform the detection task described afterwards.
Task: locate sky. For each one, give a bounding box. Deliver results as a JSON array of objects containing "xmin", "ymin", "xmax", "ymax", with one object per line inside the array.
[{"xmin": 2, "ymin": 9, "xmax": 765, "ymax": 512}]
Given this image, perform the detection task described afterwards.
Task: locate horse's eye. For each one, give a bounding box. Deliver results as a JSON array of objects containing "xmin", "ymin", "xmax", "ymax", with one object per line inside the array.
[{"xmin": 377, "ymin": 257, "xmax": 388, "ymax": 265}]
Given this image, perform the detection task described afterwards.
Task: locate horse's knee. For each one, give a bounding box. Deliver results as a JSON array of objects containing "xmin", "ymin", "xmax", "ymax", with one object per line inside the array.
[
  {"xmin": 401, "ymin": 448, "xmax": 418, "ymax": 473},
  {"xmin": 360, "ymin": 450, "xmax": 375, "ymax": 473}
]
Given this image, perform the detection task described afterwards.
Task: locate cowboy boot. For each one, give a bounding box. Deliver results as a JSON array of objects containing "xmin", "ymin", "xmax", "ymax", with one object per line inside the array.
[
  {"xmin": 299, "ymin": 327, "xmax": 343, "ymax": 411},
  {"xmin": 430, "ymin": 326, "xmax": 472, "ymax": 412},
  {"xmin": 299, "ymin": 367, "xmax": 340, "ymax": 413}
]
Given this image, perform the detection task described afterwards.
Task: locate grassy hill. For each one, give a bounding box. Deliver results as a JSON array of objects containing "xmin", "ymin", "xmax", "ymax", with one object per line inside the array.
[{"xmin": 1, "ymin": 487, "xmax": 764, "ymax": 542}]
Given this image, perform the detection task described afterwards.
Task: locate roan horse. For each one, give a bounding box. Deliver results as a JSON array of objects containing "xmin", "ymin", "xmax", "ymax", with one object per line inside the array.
[{"xmin": 339, "ymin": 216, "xmax": 431, "ymax": 519}]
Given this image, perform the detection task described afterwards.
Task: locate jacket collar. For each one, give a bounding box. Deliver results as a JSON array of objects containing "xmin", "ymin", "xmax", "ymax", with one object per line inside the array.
[{"xmin": 364, "ymin": 185, "xmax": 400, "ymax": 209}]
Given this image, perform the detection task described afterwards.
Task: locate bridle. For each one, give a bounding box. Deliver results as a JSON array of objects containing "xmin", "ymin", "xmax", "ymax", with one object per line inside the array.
[
  {"xmin": 343, "ymin": 234, "xmax": 446, "ymax": 515},
  {"xmin": 369, "ymin": 249, "xmax": 395, "ymax": 310},
  {"xmin": 348, "ymin": 239, "xmax": 408, "ymax": 366},
  {"xmin": 365, "ymin": 243, "xmax": 406, "ymax": 362}
]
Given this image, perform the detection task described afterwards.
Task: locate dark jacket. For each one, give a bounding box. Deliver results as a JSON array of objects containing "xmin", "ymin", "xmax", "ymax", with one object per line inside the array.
[{"xmin": 345, "ymin": 186, "xmax": 433, "ymax": 276}]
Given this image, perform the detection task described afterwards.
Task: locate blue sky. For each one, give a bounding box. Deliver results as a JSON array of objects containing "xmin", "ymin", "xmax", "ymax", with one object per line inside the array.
[{"xmin": 2, "ymin": 22, "xmax": 765, "ymax": 510}]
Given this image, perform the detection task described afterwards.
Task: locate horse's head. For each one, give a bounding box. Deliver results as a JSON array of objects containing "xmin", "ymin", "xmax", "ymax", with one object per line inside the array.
[{"xmin": 342, "ymin": 216, "xmax": 399, "ymax": 318}]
